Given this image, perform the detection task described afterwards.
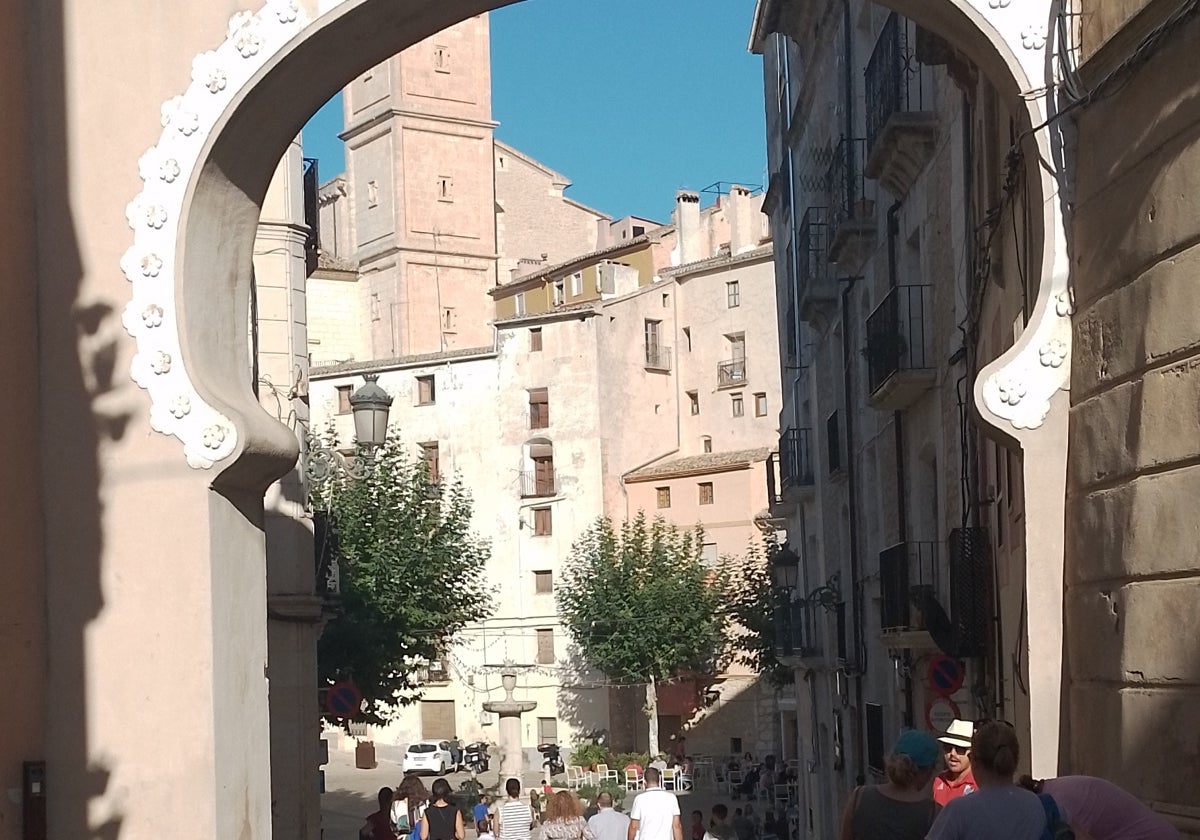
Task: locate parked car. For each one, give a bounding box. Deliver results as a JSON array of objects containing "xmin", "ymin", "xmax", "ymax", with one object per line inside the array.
[{"xmin": 403, "ymin": 739, "xmax": 455, "ymax": 775}]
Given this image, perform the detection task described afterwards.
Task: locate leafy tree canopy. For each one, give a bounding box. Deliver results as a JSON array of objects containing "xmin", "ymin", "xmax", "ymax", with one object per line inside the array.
[
  {"xmin": 313, "ymin": 432, "xmax": 493, "ymax": 725},
  {"xmin": 729, "ymin": 540, "xmax": 795, "ymax": 688}
]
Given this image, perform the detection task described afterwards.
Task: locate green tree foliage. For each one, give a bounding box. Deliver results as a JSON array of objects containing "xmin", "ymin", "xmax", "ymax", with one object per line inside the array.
[
  {"xmin": 557, "ymin": 512, "xmax": 731, "ymax": 756},
  {"xmin": 313, "ymin": 433, "xmax": 493, "ymax": 725},
  {"xmin": 729, "ymin": 540, "xmax": 794, "ymax": 688}
]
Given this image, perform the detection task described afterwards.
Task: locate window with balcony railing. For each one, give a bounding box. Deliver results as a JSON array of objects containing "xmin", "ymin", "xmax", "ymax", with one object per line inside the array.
[
  {"xmin": 825, "ymin": 137, "xmax": 872, "ymax": 231},
  {"xmin": 520, "ymin": 457, "xmax": 557, "ymax": 497},
  {"xmin": 879, "ymin": 541, "xmax": 939, "ymax": 633},
  {"xmin": 797, "ymin": 207, "xmax": 830, "ymax": 288},
  {"xmin": 773, "ymin": 599, "xmax": 820, "ymax": 658},
  {"xmin": 865, "ymin": 284, "xmax": 933, "ymax": 395},
  {"xmin": 779, "ymin": 427, "xmax": 815, "ymax": 488},
  {"xmin": 644, "ymin": 344, "xmax": 672, "ymax": 371},
  {"xmin": 717, "ymin": 358, "xmax": 747, "ymax": 387},
  {"xmin": 865, "ymin": 14, "xmax": 928, "ymax": 159}
]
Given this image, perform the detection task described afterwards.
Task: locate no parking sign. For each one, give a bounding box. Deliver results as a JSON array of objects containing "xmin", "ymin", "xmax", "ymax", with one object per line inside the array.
[
  {"xmin": 925, "ymin": 655, "xmax": 965, "ymax": 697},
  {"xmin": 326, "ymin": 680, "xmax": 363, "ymax": 718}
]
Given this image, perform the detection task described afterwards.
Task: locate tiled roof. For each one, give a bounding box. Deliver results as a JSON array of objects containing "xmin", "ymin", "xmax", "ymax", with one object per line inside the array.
[
  {"xmin": 625, "ymin": 447, "xmax": 773, "ymax": 481},
  {"xmin": 490, "ymin": 226, "xmax": 676, "ymax": 295},
  {"xmin": 492, "ymin": 301, "xmax": 599, "ymax": 326},
  {"xmin": 660, "ymin": 244, "xmax": 774, "ymax": 278},
  {"xmin": 311, "ymin": 346, "xmax": 496, "ymax": 378}
]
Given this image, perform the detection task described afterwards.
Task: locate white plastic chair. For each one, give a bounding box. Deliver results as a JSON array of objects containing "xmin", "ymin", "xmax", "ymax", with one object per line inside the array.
[
  {"xmin": 595, "ymin": 763, "xmax": 619, "ymax": 784},
  {"xmin": 566, "ymin": 765, "xmax": 585, "ymax": 790},
  {"xmin": 624, "ymin": 767, "xmax": 645, "ymax": 791}
]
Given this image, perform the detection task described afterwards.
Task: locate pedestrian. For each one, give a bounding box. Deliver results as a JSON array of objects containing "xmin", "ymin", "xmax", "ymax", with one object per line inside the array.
[
  {"xmin": 421, "ymin": 778, "xmax": 464, "ymax": 840},
  {"xmin": 497, "ymin": 777, "xmax": 534, "ymax": 840},
  {"xmin": 690, "ymin": 810, "xmax": 706, "ymax": 840},
  {"xmin": 704, "ymin": 804, "xmax": 736, "ymax": 840},
  {"xmin": 589, "ymin": 791, "xmax": 631, "ymax": 840},
  {"xmin": 926, "ymin": 721, "xmax": 1052, "ymax": 840},
  {"xmin": 628, "ymin": 766, "xmax": 682, "ymax": 840},
  {"xmin": 361, "ymin": 786, "xmax": 397, "ymax": 840},
  {"xmin": 392, "ymin": 775, "xmax": 430, "ymax": 840},
  {"xmin": 450, "ymin": 736, "xmax": 464, "ymax": 772},
  {"xmin": 541, "ymin": 790, "xmax": 595, "ymax": 840},
  {"xmin": 933, "ymin": 719, "xmax": 977, "ymax": 806},
  {"xmin": 1019, "ymin": 775, "xmax": 1182, "ymax": 840},
  {"xmin": 837, "ymin": 729, "xmax": 939, "ymax": 840},
  {"xmin": 531, "ymin": 790, "xmax": 544, "ymax": 826},
  {"xmin": 731, "ymin": 808, "xmax": 755, "ymax": 840},
  {"xmin": 475, "ymin": 794, "xmax": 492, "ymax": 832}
]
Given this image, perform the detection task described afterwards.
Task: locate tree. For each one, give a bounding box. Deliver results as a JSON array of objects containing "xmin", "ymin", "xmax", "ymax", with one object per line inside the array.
[
  {"xmin": 557, "ymin": 512, "xmax": 731, "ymax": 757},
  {"xmin": 312, "ymin": 432, "xmax": 493, "ymax": 725},
  {"xmin": 729, "ymin": 540, "xmax": 795, "ymax": 688}
]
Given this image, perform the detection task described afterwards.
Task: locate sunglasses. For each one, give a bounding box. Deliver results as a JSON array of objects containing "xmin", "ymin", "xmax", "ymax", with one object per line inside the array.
[{"xmin": 941, "ymin": 744, "xmax": 970, "ymax": 755}]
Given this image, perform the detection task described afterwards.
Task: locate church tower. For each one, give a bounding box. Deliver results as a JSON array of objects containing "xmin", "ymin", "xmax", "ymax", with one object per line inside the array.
[{"xmin": 341, "ymin": 15, "xmax": 497, "ymax": 358}]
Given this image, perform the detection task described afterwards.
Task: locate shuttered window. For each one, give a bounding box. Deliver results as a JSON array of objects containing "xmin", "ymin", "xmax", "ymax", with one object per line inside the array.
[{"xmin": 529, "ymin": 388, "xmax": 549, "ymax": 429}]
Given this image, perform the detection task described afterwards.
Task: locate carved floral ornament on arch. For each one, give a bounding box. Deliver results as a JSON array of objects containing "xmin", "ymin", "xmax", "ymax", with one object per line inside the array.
[{"xmin": 121, "ymin": 0, "xmax": 1068, "ymax": 466}]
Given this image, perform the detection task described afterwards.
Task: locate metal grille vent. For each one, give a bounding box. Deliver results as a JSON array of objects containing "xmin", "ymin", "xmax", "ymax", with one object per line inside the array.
[{"xmin": 949, "ymin": 527, "xmax": 991, "ymax": 657}]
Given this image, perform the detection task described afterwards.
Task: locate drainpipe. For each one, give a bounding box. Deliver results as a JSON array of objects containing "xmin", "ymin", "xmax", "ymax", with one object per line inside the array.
[
  {"xmin": 842, "ymin": 0, "xmax": 854, "ymax": 140},
  {"xmin": 885, "ymin": 200, "xmax": 914, "ymax": 727}
]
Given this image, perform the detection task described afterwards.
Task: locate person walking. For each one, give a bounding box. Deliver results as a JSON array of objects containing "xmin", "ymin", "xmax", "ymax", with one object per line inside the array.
[
  {"xmin": 497, "ymin": 778, "xmax": 534, "ymax": 840},
  {"xmin": 541, "ymin": 791, "xmax": 596, "ymax": 840},
  {"xmin": 589, "ymin": 791, "xmax": 631, "ymax": 840},
  {"xmin": 704, "ymin": 804, "xmax": 736, "ymax": 840},
  {"xmin": 475, "ymin": 794, "xmax": 493, "ymax": 834},
  {"xmin": 933, "ymin": 720, "xmax": 977, "ymax": 806},
  {"xmin": 361, "ymin": 787, "xmax": 398, "ymax": 840},
  {"xmin": 1019, "ymin": 775, "xmax": 1182, "ymax": 840},
  {"xmin": 628, "ymin": 767, "xmax": 682, "ymax": 840},
  {"xmin": 837, "ymin": 730, "xmax": 939, "ymax": 840},
  {"xmin": 392, "ymin": 775, "xmax": 430, "ymax": 840},
  {"xmin": 926, "ymin": 721, "xmax": 1053, "ymax": 840},
  {"xmin": 421, "ymin": 778, "xmax": 465, "ymax": 840}
]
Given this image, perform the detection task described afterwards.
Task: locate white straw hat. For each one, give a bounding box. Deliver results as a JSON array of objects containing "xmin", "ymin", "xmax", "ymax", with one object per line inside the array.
[{"xmin": 937, "ymin": 719, "xmax": 974, "ymax": 749}]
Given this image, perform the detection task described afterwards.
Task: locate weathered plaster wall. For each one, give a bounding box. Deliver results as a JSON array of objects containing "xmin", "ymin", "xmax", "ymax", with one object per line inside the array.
[{"xmin": 1069, "ymin": 8, "xmax": 1200, "ymax": 826}]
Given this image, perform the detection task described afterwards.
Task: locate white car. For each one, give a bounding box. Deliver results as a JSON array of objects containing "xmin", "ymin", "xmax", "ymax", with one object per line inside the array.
[{"xmin": 403, "ymin": 739, "xmax": 455, "ymax": 775}]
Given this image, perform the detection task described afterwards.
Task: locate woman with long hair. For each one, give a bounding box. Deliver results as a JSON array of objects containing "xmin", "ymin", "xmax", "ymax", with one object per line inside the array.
[
  {"xmin": 392, "ymin": 774, "xmax": 430, "ymax": 840},
  {"xmin": 927, "ymin": 721, "xmax": 1053, "ymax": 840},
  {"xmin": 539, "ymin": 790, "xmax": 595, "ymax": 840},
  {"xmin": 837, "ymin": 730, "xmax": 939, "ymax": 840},
  {"xmin": 421, "ymin": 778, "xmax": 465, "ymax": 840}
]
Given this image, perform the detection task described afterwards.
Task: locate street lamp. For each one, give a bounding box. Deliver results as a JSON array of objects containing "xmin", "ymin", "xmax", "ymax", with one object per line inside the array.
[
  {"xmin": 305, "ymin": 373, "xmax": 394, "ymax": 485},
  {"xmin": 770, "ymin": 543, "xmax": 801, "ymax": 592}
]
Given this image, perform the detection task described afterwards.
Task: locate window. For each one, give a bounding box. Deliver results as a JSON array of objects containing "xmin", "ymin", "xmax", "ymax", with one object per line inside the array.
[
  {"xmin": 730, "ymin": 737, "xmax": 743, "ymax": 754},
  {"xmin": 417, "ymin": 375, "xmax": 436, "ymax": 405},
  {"xmin": 683, "ymin": 327, "xmax": 692, "ymax": 352},
  {"xmin": 754, "ymin": 393, "xmax": 768, "ymax": 417},
  {"xmin": 530, "ymin": 328, "xmax": 543, "ymax": 351},
  {"xmin": 420, "ymin": 442, "xmax": 441, "ymax": 482},
  {"xmin": 570, "ymin": 272, "xmax": 582, "ymax": 296},
  {"xmin": 536, "ymin": 629, "xmax": 555, "ymax": 664},
  {"xmin": 662, "ymin": 293, "xmax": 670, "ymax": 308},
  {"xmin": 827, "ymin": 410, "xmax": 842, "ymax": 473},
  {"xmin": 366, "ymin": 180, "xmax": 379, "ymax": 209},
  {"xmin": 633, "ymin": 225, "xmax": 646, "ymax": 237},
  {"xmin": 687, "ymin": 391, "xmax": 700, "ymax": 415},
  {"xmin": 533, "ymin": 508, "xmax": 552, "ymax": 538},
  {"xmin": 699, "ymin": 482, "xmax": 714, "ymax": 505},
  {"xmin": 534, "ymin": 568, "xmax": 553, "ymax": 591},
  {"xmin": 553, "ymin": 280, "xmax": 565, "ymax": 306},
  {"xmin": 433, "ymin": 44, "xmax": 450, "ymax": 72},
  {"xmin": 656, "ymin": 487, "xmax": 671, "ymax": 509},
  {"xmin": 701, "ymin": 542, "xmax": 719, "ymax": 567},
  {"xmin": 644, "ymin": 319, "xmax": 661, "ymax": 351},
  {"xmin": 727, "ymin": 280, "xmax": 741, "ymax": 308},
  {"xmin": 442, "ymin": 307, "xmax": 456, "ymax": 332},
  {"xmin": 702, "ymin": 436, "xmax": 712, "ymax": 454},
  {"xmin": 529, "ymin": 388, "xmax": 549, "ymax": 430},
  {"xmin": 437, "ymin": 175, "xmax": 453, "ymax": 202},
  {"xmin": 532, "ymin": 456, "xmax": 555, "ymax": 496},
  {"xmin": 515, "ymin": 293, "xmax": 526, "ymax": 316},
  {"xmin": 336, "ymin": 385, "xmax": 352, "ymax": 414},
  {"xmin": 731, "ymin": 393, "xmax": 744, "ymax": 417},
  {"xmin": 537, "ymin": 716, "xmax": 558, "ymax": 745}
]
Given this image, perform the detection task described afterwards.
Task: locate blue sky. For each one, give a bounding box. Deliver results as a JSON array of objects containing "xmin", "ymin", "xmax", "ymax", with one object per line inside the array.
[{"xmin": 302, "ymin": 0, "xmax": 765, "ymax": 222}]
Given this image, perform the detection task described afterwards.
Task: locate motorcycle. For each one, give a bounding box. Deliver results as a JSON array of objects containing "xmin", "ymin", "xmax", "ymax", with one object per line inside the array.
[
  {"xmin": 464, "ymin": 741, "xmax": 490, "ymax": 774},
  {"xmin": 537, "ymin": 742, "xmax": 564, "ymax": 776}
]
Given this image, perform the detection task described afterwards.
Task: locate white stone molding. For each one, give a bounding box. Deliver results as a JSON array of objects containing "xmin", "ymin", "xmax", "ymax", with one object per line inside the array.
[{"xmin": 121, "ymin": 0, "xmax": 310, "ymax": 468}]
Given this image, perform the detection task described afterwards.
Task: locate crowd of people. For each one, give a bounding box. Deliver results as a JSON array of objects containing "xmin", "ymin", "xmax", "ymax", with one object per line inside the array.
[{"xmin": 361, "ymin": 720, "xmax": 1182, "ymax": 840}]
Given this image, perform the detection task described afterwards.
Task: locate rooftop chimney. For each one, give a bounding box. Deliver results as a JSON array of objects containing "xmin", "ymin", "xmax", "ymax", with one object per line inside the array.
[
  {"xmin": 728, "ymin": 185, "xmax": 760, "ymax": 255},
  {"xmin": 676, "ymin": 190, "xmax": 701, "ymax": 265}
]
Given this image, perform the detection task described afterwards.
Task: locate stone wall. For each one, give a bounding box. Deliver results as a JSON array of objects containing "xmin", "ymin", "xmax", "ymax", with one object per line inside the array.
[{"xmin": 1069, "ymin": 6, "xmax": 1200, "ymax": 830}]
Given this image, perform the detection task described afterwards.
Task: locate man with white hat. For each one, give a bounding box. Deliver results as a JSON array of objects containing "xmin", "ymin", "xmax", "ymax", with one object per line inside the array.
[{"xmin": 933, "ymin": 719, "xmax": 977, "ymax": 806}]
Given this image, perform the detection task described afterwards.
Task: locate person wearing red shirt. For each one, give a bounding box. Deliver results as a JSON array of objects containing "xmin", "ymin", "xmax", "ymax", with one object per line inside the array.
[{"xmin": 933, "ymin": 719, "xmax": 977, "ymax": 806}]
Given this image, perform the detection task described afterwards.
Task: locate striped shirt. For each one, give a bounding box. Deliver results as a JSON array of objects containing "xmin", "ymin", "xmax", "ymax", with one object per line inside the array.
[{"xmin": 498, "ymin": 800, "xmax": 533, "ymax": 840}]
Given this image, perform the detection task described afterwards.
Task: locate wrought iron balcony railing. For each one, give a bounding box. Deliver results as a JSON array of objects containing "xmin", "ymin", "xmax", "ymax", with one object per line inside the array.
[
  {"xmin": 879, "ymin": 540, "xmax": 939, "ymax": 633},
  {"xmin": 717, "ymin": 358, "xmax": 748, "ymax": 387},
  {"xmin": 645, "ymin": 344, "xmax": 672, "ymax": 372},
  {"xmin": 779, "ymin": 427, "xmax": 815, "ymax": 489},
  {"xmin": 865, "ymin": 14, "xmax": 928, "ymax": 157},
  {"xmin": 865, "ymin": 284, "xmax": 933, "ymax": 397},
  {"xmin": 826, "ymin": 137, "xmax": 871, "ymax": 232},
  {"xmin": 773, "ymin": 598, "xmax": 821, "ymax": 659},
  {"xmin": 519, "ymin": 470, "xmax": 559, "ymax": 498},
  {"xmin": 797, "ymin": 206, "xmax": 830, "ymax": 288}
]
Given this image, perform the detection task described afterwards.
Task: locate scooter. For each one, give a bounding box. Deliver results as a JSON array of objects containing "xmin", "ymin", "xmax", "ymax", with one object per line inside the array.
[
  {"xmin": 537, "ymin": 743, "xmax": 564, "ymax": 776},
  {"xmin": 464, "ymin": 741, "xmax": 490, "ymax": 774}
]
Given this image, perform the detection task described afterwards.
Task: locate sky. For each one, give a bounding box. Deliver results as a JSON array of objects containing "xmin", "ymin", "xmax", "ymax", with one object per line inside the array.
[{"xmin": 301, "ymin": 0, "xmax": 766, "ymax": 223}]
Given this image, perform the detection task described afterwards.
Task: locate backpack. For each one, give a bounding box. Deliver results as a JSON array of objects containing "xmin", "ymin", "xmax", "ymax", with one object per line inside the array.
[
  {"xmin": 1038, "ymin": 793, "xmax": 1074, "ymax": 840},
  {"xmin": 391, "ymin": 799, "xmax": 414, "ymax": 837}
]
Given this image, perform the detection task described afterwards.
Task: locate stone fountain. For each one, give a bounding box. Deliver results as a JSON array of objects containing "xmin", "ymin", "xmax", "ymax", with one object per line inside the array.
[{"xmin": 482, "ymin": 669, "xmax": 537, "ymax": 778}]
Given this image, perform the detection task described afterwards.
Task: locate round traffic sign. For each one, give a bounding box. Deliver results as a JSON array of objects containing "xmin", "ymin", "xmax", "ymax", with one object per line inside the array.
[
  {"xmin": 926, "ymin": 655, "xmax": 965, "ymax": 697},
  {"xmin": 326, "ymin": 680, "xmax": 363, "ymax": 718},
  {"xmin": 925, "ymin": 696, "xmax": 960, "ymax": 732}
]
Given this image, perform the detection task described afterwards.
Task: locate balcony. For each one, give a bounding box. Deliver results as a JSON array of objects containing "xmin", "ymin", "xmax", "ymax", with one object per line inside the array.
[
  {"xmin": 796, "ymin": 206, "xmax": 838, "ymax": 326},
  {"xmin": 773, "ymin": 599, "xmax": 821, "ymax": 661},
  {"xmin": 780, "ymin": 428, "xmax": 815, "ymax": 492},
  {"xmin": 644, "ymin": 344, "xmax": 672, "ymax": 372},
  {"xmin": 879, "ymin": 541, "xmax": 941, "ymax": 650},
  {"xmin": 865, "ymin": 284, "xmax": 935, "ymax": 409},
  {"xmin": 825, "ymin": 138, "xmax": 877, "ymax": 269},
  {"xmin": 519, "ymin": 470, "xmax": 559, "ymax": 498},
  {"xmin": 864, "ymin": 14, "xmax": 938, "ymax": 198},
  {"xmin": 717, "ymin": 358, "xmax": 747, "ymax": 388}
]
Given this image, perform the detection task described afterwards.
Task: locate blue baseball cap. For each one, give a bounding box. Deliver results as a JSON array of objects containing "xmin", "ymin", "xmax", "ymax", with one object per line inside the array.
[{"xmin": 893, "ymin": 730, "xmax": 939, "ymax": 768}]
